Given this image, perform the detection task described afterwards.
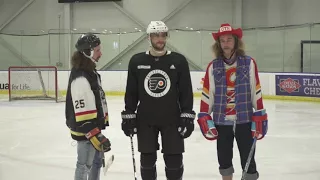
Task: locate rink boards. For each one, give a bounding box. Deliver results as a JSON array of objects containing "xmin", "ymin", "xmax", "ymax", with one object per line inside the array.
[{"xmin": 0, "ymin": 70, "xmax": 320, "ymax": 102}]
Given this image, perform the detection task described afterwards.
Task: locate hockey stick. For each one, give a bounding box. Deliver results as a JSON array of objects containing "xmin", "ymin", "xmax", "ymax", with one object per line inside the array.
[
  {"xmin": 101, "ymin": 146, "xmax": 115, "ymax": 175},
  {"xmin": 103, "ymin": 154, "xmax": 115, "ymax": 175},
  {"xmin": 130, "ymin": 134, "xmax": 138, "ymax": 180},
  {"xmin": 241, "ymin": 136, "xmax": 257, "ymax": 180}
]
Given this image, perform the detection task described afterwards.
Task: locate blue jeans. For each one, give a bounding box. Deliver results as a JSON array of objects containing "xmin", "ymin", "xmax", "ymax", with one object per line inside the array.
[{"xmin": 74, "ymin": 140, "xmax": 103, "ymax": 180}]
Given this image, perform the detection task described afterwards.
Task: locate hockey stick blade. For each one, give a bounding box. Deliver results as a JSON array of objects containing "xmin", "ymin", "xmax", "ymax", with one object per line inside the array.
[{"xmin": 103, "ymin": 154, "xmax": 115, "ymax": 175}]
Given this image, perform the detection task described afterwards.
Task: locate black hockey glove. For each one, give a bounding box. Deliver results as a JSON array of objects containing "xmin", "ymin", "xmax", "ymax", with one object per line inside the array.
[
  {"xmin": 121, "ymin": 110, "xmax": 137, "ymax": 137},
  {"xmin": 178, "ymin": 111, "xmax": 196, "ymax": 138}
]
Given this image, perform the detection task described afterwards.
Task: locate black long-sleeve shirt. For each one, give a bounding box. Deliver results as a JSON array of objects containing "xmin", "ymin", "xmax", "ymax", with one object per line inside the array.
[{"xmin": 124, "ymin": 50, "xmax": 194, "ymax": 126}]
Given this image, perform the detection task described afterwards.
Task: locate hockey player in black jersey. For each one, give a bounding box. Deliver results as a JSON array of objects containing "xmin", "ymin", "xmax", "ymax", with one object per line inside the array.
[
  {"xmin": 121, "ymin": 21, "xmax": 195, "ymax": 180},
  {"xmin": 65, "ymin": 33, "xmax": 111, "ymax": 180}
]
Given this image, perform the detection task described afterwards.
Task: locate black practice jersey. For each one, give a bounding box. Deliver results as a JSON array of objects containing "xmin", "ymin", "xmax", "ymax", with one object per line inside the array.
[{"xmin": 124, "ymin": 50, "xmax": 194, "ymax": 125}]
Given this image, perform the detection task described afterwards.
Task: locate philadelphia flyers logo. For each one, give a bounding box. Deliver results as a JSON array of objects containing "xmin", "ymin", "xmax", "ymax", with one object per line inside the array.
[
  {"xmin": 148, "ymin": 77, "xmax": 166, "ymax": 91},
  {"xmin": 144, "ymin": 69, "xmax": 171, "ymax": 98}
]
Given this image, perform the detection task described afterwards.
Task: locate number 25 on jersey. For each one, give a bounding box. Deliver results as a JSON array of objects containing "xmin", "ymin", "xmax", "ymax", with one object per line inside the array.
[{"xmin": 75, "ymin": 99, "xmax": 85, "ymax": 109}]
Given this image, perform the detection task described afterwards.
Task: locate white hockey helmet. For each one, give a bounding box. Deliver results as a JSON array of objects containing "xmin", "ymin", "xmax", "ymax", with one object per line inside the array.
[{"xmin": 146, "ymin": 21, "xmax": 168, "ymax": 34}]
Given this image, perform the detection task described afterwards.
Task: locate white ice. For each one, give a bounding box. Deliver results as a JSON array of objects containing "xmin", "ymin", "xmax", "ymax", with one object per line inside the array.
[{"xmin": 0, "ymin": 96, "xmax": 320, "ymax": 180}]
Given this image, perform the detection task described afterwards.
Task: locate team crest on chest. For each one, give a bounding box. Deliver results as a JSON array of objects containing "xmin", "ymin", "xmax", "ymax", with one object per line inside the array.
[
  {"xmin": 144, "ymin": 69, "xmax": 171, "ymax": 97},
  {"xmin": 226, "ymin": 67, "xmax": 236, "ymax": 87}
]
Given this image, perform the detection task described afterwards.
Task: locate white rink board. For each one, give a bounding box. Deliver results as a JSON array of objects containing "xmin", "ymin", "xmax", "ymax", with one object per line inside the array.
[
  {"xmin": 0, "ymin": 70, "xmax": 320, "ymax": 99},
  {"xmin": 0, "ymin": 70, "xmax": 287, "ymax": 96}
]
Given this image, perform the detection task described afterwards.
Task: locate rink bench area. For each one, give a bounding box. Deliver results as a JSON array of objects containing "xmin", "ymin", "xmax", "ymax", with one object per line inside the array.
[{"xmin": 1, "ymin": 70, "xmax": 320, "ymax": 102}]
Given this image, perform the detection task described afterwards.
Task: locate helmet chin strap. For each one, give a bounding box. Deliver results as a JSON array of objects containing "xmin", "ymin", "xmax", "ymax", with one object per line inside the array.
[{"xmin": 82, "ymin": 50, "xmax": 97, "ymax": 64}]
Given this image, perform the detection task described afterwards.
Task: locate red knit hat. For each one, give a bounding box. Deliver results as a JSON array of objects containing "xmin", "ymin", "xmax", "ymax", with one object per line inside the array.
[{"xmin": 212, "ymin": 23, "xmax": 243, "ymax": 40}]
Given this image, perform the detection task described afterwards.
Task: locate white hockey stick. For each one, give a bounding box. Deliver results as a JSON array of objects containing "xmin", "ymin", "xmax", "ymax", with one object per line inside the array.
[
  {"xmin": 101, "ymin": 146, "xmax": 115, "ymax": 176},
  {"xmin": 241, "ymin": 136, "xmax": 257, "ymax": 180},
  {"xmin": 103, "ymin": 154, "xmax": 115, "ymax": 175}
]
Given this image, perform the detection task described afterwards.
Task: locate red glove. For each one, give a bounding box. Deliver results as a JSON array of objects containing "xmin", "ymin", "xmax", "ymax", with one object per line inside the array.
[
  {"xmin": 86, "ymin": 127, "xmax": 111, "ymax": 152},
  {"xmin": 251, "ymin": 109, "xmax": 268, "ymax": 140},
  {"xmin": 197, "ymin": 113, "xmax": 218, "ymax": 141}
]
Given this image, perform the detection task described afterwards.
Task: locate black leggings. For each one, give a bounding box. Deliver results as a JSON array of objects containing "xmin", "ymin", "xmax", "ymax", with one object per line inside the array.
[{"xmin": 216, "ymin": 122, "xmax": 257, "ymax": 174}]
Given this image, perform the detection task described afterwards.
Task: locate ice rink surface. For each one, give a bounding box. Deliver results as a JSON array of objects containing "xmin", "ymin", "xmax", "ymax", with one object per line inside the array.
[{"xmin": 0, "ymin": 96, "xmax": 320, "ymax": 180}]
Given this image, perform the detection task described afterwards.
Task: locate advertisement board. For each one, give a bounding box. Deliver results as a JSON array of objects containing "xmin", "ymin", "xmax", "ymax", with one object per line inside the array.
[{"xmin": 275, "ymin": 74, "xmax": 320, "ymax": 97}]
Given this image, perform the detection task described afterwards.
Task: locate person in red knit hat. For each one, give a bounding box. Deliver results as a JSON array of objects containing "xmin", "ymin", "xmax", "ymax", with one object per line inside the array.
[{"xmin": 197, "ymin": 23, "xmax": 268, "ymax": 180}]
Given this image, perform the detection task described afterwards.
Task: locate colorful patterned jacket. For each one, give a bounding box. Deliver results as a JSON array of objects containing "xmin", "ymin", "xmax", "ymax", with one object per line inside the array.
[{"xmin": 200, "ymin": 56, "xmax": 264, "ymax": 125}]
